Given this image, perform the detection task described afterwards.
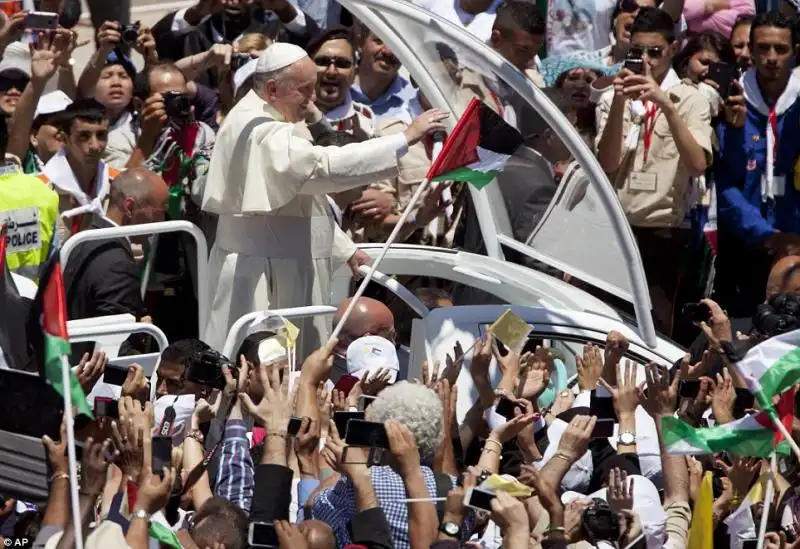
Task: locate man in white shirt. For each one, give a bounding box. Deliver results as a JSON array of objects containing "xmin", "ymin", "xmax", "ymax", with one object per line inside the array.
[{"xmin": 414, "ymin": 0, "xmax": 505, "ymax": 42}]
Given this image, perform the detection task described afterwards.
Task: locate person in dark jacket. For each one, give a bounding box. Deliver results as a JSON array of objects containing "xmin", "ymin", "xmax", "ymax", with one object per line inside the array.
[{"xmin": 63, "ymin": 167, "xmax": 168, "ymax": 357}]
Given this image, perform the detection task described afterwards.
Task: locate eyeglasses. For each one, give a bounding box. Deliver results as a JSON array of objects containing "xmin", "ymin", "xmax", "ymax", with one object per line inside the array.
[
  {"xmin": 314, "ymin": 56, "xmax": 354, "ymax": 69},
  {"xmin": 628, "ymin": 46, "xmax": 665, "ymax": 59}
]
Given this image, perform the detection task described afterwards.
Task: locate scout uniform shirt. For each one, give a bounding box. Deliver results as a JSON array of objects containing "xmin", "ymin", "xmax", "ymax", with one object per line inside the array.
[{"xmin": 595, "ymin": 69, "xmax": 713, "ymax": 228}]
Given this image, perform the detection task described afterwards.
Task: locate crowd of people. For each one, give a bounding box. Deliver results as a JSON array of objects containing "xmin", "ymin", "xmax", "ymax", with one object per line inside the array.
[{"xmin": 3, "ymin": 0, "xmax": 800, "ymax": 547}]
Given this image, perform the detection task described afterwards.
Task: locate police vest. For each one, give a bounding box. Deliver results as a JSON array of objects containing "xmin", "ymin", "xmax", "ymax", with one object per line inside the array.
[{"xmin": 0, "ymin": 170, "xmax": 59, "ymax": 282}]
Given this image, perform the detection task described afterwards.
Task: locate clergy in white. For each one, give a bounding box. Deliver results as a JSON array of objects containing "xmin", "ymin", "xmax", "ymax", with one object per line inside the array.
[{"xmin": 202, "ymin": 43, "xmax": 447, "ymax": 357}]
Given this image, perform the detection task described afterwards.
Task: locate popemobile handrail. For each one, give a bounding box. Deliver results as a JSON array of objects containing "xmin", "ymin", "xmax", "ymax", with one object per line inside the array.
[{"xmin": 59, "ymin": 221, "xmax": 209, "ymax": 337}]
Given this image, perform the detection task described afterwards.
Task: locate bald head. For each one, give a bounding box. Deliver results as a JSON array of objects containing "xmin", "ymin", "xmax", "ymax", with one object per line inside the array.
[
  {"xmin": 334, "ymin": 296, "xmax": 395, "ymax": 353},
  {"xmin": 766, "ymin": 256, "xmax": 800, "ymax": 299},
  {"xmin": 108, "ymin": 167, "xmax": 168, "ymax": 227},
  {"xmin": 297, "ymin": 520, "xmax": 335, "ymax": 549}
]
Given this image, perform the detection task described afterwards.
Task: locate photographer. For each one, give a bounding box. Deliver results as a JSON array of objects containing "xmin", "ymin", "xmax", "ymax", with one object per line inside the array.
[{"xmin": 595, "ymin": 6, "xmax": 712, "ymax": 338}]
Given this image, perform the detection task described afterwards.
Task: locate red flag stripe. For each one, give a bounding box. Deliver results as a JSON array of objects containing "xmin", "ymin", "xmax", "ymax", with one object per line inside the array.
[
  {"xmin": 42, "ymin": 264, "xmax": 69, "ymax": 339},
  {"xmin": 425, "ymin": 98, "xmax": 481, "ymax": 180}
]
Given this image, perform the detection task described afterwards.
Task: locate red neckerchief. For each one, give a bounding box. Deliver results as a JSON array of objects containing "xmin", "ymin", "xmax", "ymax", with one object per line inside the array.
[
  {"xmin": 641, "ymin": 101, "xmax": 658, "ymax": 163},
  {"xmin": 164, "ymin": 123, "xmax": 200, "ymax": 186},
  {"xmin": 768, "ymin": 105, "xmax": 779, "ymax": 159}
]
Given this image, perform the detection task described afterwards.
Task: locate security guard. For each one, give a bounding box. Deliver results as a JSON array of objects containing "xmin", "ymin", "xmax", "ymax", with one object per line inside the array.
[{"xmin": 0, "ymin": 113, "xmax": 59, "ymax": 282}]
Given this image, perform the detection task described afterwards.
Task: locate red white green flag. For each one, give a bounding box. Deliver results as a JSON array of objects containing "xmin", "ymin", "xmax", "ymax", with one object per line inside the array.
[
  {"xmin": 425, "ymin": 98, "xmax": 524, "ymax": 190},
  {"xmin": 27, "ymin": 251, "xmax": 93, "ymax": 418}
]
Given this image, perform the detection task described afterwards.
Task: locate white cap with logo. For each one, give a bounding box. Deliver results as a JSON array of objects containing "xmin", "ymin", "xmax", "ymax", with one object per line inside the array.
[{"xmin": 346, "ymin": 335, "xmax": 400, "ymax": 383}]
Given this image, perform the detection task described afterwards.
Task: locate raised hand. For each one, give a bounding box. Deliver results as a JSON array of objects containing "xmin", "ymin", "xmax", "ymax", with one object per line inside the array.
[
  {"xmin": 239, "ymin": 361, "xmax": 293, "ymax": 433},
  {"xmin": 517, "ymin": 346, "xmax": 552, "ymax": 401},
  {"xmin": 75, "ymin": 351, "xmax": 107, "ymax": 394},
  {"xmin": 81, "ymin": 437, "xmax": 118, "ymax": 497},
  {"xmin": 576, "ymin": 344, "xmax": 603, "ymax": 391},
  {"xmin": 41, "ymin": 416, "xmax": 69, "ymax": 478},
  {"xmin": 607, "ymin": 467, "xmax": 634, "ymax": 511},
  {"xmin": 599, "ymin": 361, "xmax": 641, "ymax": 418},
  {"xmin": 403, "ymin": 109, "xmax": 450, "ymax": 146},
  {"xmin": 641, "ymin": 362, "xmax": 679, "ymax": 417}
]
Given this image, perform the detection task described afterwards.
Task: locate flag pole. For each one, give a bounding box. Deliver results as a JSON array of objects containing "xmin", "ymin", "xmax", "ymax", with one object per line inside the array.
[
  {"xmin": 60, "ymin": 354, "xmax": 85, "ymax": 549},
  {"xmin": 756, "ymin": 453, "xmax": 776, "ymax": 549},
  {"xmin": 330, "ymin": 177, "xmax": 433, "ymax": 342},
  {"xmin": 770, "ymin": 416, "xmax": 800, "ymax": 463}
]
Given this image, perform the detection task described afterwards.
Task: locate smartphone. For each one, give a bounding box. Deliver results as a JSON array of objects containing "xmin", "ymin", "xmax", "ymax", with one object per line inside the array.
[
  {"xmin": 94, "ymin": 397, "xmax": 119, "ymax": 419},
  {"xmin": 624, "ymin": 57, "xmax": 643, "ymax": 75},
  {"xmin": 495, "ymin": 396, "xmax": 519, "ymax": 420},
  {"xmin": 333, "ymin": 374, "xmax": 360, "ymax": 396},
  {"xmin": 591, "ymin": 418, "xmax": 616, "ymax": 439},
  {"xmin": 103, "ymin": 365, "xmax": 129, "ymax": 386},
  {"xmin": 682, "ymin": 302, "xmax": 711, "ymax": 323},
  {"xmin": 679, "ymin": 380, "xmax": 701, "ymax": 400},
  {"xmin": 334, "ymin": 411, "xmax": 365, "ymax": 438},
  {"xmin": 287, "ymin": 417, "xmax": 303, "ymax": 437},
  {"xmin": 151, "ymin": 436, "xmax": 172, "ymax": 474},
  {"xmin": 24, "ymin": 11, "xmax": 59, "ymax": 30},
  {"xmin": 732, "ymin": 388, "xmax": 755, "ymax": 418},
  {"xmin": 464, "ymin": 487, "xmax": 496, "ymax": 512},
  {"xmin": 0, "ymin": 368, "xmax": 64, "ymax": 439},
  {"xmin": 590, "ymin": 392, "xmax": 617, "ymax": 421},
  {"xmin": 706, "ymin": 62, "xmax": 739, "ymax": 99},
  {"xmin": 344, "ymin": 419, "xmax": 390, "ymax": 449},
  {"xmin": 740, "ymin": 541, "xmax": 758, "ymax": 549},
  {"xmin": 248, "ymin": 521, "xmax": 278, "ymax": 548}
]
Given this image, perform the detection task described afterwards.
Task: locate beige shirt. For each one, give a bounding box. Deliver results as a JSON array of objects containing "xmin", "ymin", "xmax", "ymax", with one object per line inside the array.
[{"xmin": 595, "ymin": 81, "xmax": 712, "ymax": 228}]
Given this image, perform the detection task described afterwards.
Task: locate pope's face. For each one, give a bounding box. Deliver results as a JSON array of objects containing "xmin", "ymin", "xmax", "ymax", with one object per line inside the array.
[
  {"xmin": 313, "ymin": 38, "xmax": 356, "ymax": 112},
  {"xmin": 274, "ymin": 57, "xmax": 317, "ymax": 122}
]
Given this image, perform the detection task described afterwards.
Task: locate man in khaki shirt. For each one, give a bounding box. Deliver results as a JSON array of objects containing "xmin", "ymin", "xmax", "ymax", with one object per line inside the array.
[{"xmin": 595, "ymin": 6, "xmax": 712, "ymax": 335}]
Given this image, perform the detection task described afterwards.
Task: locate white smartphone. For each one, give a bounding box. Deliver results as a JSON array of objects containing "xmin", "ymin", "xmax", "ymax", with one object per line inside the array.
[
  {"xmin": 247, "ymin": 522, "xmax": 278, "ymax": 548},
  {"xmin": 463, "ymin": 487, "xmax": 496, "ymax": 512},
  {"xmin": 24, "ymin": 11, "xmax": 58, "ymax": 30}
]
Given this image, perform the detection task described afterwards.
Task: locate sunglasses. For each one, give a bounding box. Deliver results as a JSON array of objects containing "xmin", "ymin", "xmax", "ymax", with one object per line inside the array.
[
  {"xmin": 618, "ymin": 0, "xmax": 640, "ymax": 12},
  {"xmin": 628, "ymin": 46, "xmax": 665, "ymax": 59},
  {"xmin": 314, "ymin": 56, "xmax": 354, "ymax": 69},
  {"xmin": 0, "ymin": 74, "xmax": 28, "ymax": 92}
]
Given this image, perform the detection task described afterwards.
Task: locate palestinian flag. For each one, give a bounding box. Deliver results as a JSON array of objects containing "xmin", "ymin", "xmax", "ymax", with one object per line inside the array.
[
  {"xmin": 732, "ymin": 329, "xmax": 800, "ymax": 415},
  {"xmin": 0, "ymin": 225, "xmax": 32, "ymax": 370},
  {"xmin": 661, "ymin": 388, "xmax": 795, "ymax": 457},
  {"xmin": 26, "ymin": 250, "xmax": 93, "ymax": 418},
  {"xmin": 426, "ymin": 98, "xmax": 524, "ymax": 190}
]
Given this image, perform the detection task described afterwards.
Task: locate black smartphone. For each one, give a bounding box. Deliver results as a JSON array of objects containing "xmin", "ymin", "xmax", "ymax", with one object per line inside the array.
[
  {"xmin": 495, "ymin": 396, "xmax": 519, "ymax": 420},
  {"xmin": 0, "ymin": 368, "xmax": 64, "ymax": 439},
  {"xmin": 344, "ymin": 419, "xmax": 390, "ymax": 449},
  {"xmin": 103, "ymin": 365, "xmax": 129, "ymax": 386},
  {"xmin": 591, "ymin": 418, "xmax": 616, "ymax": 439},
  {"xmin": 248, "ymin": 521, "xmax": 278, "ymax": 548},
  {"xmin": 151, "ymin": 436, "xmax": 172, "ymax": 474},
  {"xmin": 706, "ymin": 62, "xmax": 739, "ymax": 99},
  {"xmin": 741, "ymin": 541, "xmax": 758, "ymax": 549},
  {"xmin": 682, "ymin": 302, "xmax": 712, "ymax": 323},
  {"xmin": 334, "ymin": 411, "xmax": 365, "ymax": 437},
  {"xmin": 732, "ymin": 388, "xmax": 755, "ymax": 418},
  {"xmin": 679, "ymin": 380, "xmax": 701, "ymax": 400},
  {"xmin": 287, "ymin": 417, "xmax": 303, "ymax": 437},
  {"xmin": 590, "ymin": 391, "xmax": 617, "ymax": 421},
  {"xmin": 94, "ymin": 397, "xmax": 119, "ymax": 419},
  {"xmin": 624, "ymin": 57, "xmax": 643, "ymax": 75},
  {"xmin": 464, "ymin": 487, "xmax": 496, "ymax": 511}
]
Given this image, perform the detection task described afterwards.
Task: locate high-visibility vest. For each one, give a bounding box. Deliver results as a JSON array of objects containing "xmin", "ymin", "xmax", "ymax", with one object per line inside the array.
[{"xmin": 0, "ymin": 169, "xmax": 59, "ymax": 282}]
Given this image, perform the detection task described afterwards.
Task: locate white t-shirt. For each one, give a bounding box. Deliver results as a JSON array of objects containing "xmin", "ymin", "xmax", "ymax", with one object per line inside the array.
[
  {"xmin": 546, "ymin": 0, "xmax": 617, "ymax": 57},
  {"xmin": 414, "ymin": 0, "xmax": 504, "ymax": 42}
]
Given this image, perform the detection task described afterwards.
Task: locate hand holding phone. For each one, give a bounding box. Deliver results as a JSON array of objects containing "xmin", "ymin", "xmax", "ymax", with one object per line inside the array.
[
  {"xmin": 344, "ymin": 419, "xmax": 390, "ymax": 449},
  {"xmin": 151, "ymin": 436, "xmax": 172, "ymax": 475},
  {"xmin": 248, "ymin": 521, "xmax": 278, "ymax": 548}
]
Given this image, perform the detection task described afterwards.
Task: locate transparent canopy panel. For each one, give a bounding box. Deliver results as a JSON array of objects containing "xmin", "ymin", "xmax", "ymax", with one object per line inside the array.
[{"xmin": 339, "ymin": 0, "xmax": 656, "ymax": 346}]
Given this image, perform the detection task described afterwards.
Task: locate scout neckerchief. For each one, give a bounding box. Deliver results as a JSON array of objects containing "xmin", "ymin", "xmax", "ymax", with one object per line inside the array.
[
  {"xmin": 742, "ymin": 67, "xmax": 800, "ymax": 202},
  {"xmin": 42, "ymin": 147, "xmax": 111, "ymax": 234},
  {"xmin": 624, "ymin": 68, "xmax": 681, "ymax": 154}
]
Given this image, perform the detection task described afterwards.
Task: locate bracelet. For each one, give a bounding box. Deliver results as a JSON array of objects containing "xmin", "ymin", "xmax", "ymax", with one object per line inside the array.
[
  {"xmin": 49, "ymin": 472, "xmax": 69, "ymax": 483},
  {"xmin": 544, "ymin": 526, "xmax": 566, "ymax": 535},
  {"xmin": 186, "ymin": 429, "xmax": 205, "ymax": 444},
  {"xmin": 482, "ymin": 447, "xmax": 500, "ymax": 456},
  {"xmin": 484, "ymin": 439, "xmax": 504, "ymax": 451},
  {"xmin": 553, "ymin": 452, "xmax": 574, "ymax": 463},
  {"xmin": 267, "ymin": 432, "xmax": 289, "ymax": 439}
]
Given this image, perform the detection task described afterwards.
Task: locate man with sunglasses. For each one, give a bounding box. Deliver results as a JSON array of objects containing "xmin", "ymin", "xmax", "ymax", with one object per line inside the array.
[
  {"xmin": 715, "ymin": 11, "xmax": 800, "ymax": 319},
  {"xmin": 596, "ymin": 7, "xmax": 712, "ymax": 336}
]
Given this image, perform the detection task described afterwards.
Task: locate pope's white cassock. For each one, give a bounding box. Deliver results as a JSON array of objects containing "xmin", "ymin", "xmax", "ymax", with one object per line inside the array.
[{"xmin": 202, "ymin": 44, "xmax": 409, "ymax": 358}]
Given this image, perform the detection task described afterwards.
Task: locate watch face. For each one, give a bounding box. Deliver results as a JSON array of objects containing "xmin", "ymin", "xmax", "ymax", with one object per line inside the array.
[
  {"xmin": 620, "ymin": 432, "xmax": 635, "ymax": 444},
  {"xmin": 444, "ymin": 522, "xmax": 460, "ymax": 535}
]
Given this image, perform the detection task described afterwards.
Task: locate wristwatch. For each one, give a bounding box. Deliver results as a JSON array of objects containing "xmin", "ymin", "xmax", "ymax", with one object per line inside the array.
[
  {"xmin": 132, "ymin": 508, "xmax": 151, "ymax": 521},
  {"xmin": 618, "ymin": 431, "xmax": 636, "ymax": 445},
  {"xmin": 439, "ymin": 521, "xmax": 461, "ymax": 538}
]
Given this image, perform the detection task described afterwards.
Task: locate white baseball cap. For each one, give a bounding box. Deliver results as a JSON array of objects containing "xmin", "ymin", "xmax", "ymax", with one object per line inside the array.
[
  {"xmin": 35, "ymin": 90, "xmax": 72, "ymax": 119},
  {"xmin": 0, "ymin": 41, "xmax": 31, "ymax": 79},
  {"xmin": 346, "ymin": 335, "xmax": 399, "ymax": 383}
]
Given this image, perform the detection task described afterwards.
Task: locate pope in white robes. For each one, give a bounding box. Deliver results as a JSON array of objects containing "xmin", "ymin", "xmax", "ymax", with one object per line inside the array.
[{"xmin": 202, "ymin": 43, "xmax": 447, "ymax": 357}]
